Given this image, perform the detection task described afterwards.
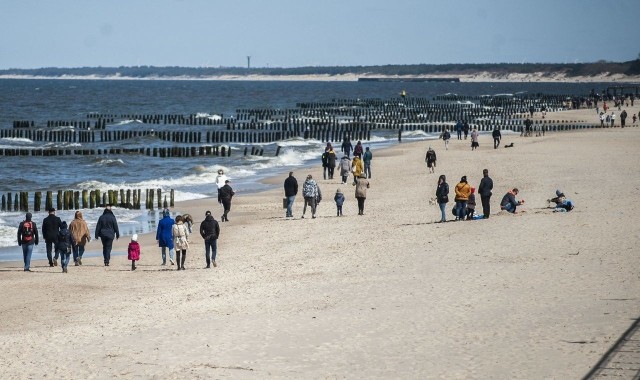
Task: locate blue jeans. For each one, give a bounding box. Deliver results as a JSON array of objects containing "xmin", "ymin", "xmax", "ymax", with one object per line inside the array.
[
  {"xmin": 161, "ymin": 246, "xmax": 175, "ymax": 264},
  {"xmin": 455, "ymin": 201, "xmax": 467, "ymax": 220},
  {"xmin": 204, "ymin": 238, "xmax": 217, "ymax": 265},
  {"xmin": 58, "ymin": 249, "xmax": 71, "ymax": 269},
  {"xmin": 72, "ymin": 244, "xmax": 85, "ymax": 263},
  {"xmin": 22, "ymin": 243, "xmax": 34, "ymax": 270},
  {"xmin": 286, "ymin": 195, "xmax": 296, "ymax": 217},
  {"xmin": 364, "ymin": 163, "xmax": 371, "ymax": 178},
  {"xmin": 503, "ymin": 203, "xmax": 516, "ymax": 213},
  {"xmin": 439, "ymin": 203, "xmax": 447, "ymax": 222}
]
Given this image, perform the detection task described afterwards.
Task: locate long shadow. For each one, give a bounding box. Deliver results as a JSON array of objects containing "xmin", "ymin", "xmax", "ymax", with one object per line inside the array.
[{"xmin": 582, "ymin": 316, "xmax": 640, "ymax": 379}]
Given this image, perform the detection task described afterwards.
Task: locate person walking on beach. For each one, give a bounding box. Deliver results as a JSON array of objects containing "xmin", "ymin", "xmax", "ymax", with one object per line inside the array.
[
  {"xmin": 351, "ymin": 154, "xmax": 364, "ymax": 183},
  {"xmin": 284, "ymin": 171, "xmax": 298, "ymax": 218},
  {"xmin": 441, "ymin": 128, "xmax": 451, "ymax": 150},
  {"xmin": 57, "ymin": 221, "xmax": 72, "ymax": 273},
  {"xmin": 156, "ymin": 208, "xmax": 175, "ymax": 266},
  {"xmin": 455, "ymin": 121, "xmax": 463, "ymax": 140},
  {"xmin": 454, "ymin": 176, "xmax": 471, "ymax": 221},
  {"xmin": 302, "ymin": 174, "xmax": 321, "ymax": 219},
  {"xmin": 478, "ymin": 169, "xmax": 493, "ymax": 219},
  {"xmin": 492, "ymin": 128, "xmax": 501, "ymax": 149},
  {"xmin": 17, "ymin": 212, "xmax": 39, "ymax": 272},
  {"xmin": 334, "ymin": 188, "xmax": 345, "ymax": 216},
  {"xmin": 326, "ymin": 147, "xmax": 337, "ymax": 179},
  {"xmin": 425, "ymin": 147, "xmax": 436, "ymax": 173},
  {"xmin": 69, "ymin": 211, "xmax": 91, "ymax": 266},
  {"xmin": 610, "ymin": 112, "xmax": 616, "ymax": 128},
  {"xmin": 219, "ymin": 180, "xmax": 235, "ymax": 222},
  {"xmin": 463, "ymin": 121, "xmax": 470, "ymax": 140},
  {"xmin": 353, "ymin": 141, "xmax": 364, "ymax": 158},
  {"xmin": 620, "ymin": 110, "xmax": 627, "ymax": 128},
  {"xmin": 339, "ymin": 155, "xmax": 351, "ymax": 184},
  {"xmin": 321, "ymin": 147, "xmax": 330, "ymax": 180},
  {"xmin": 128, "ymin": 234, "xmax": 140, "ymax": 271},
  {"xmin": 215, "ymin": 169, "xmax": 228, "ymax": 205},
  {"xmin": 600, "ymin": 112, "xmax": 605, "ymax": 128},
  {"xmin": 500, "ymin": 188, "xmax": 524, "ymax": 214},
  {"xmin": 42, "ymin": 208, "xmax": 62, "ymax": 267},
  {"xmin": 436, "ymin": 175, "xmax": 449, "ymax": 223},
  {"xmin": 200, "ymin": 210, "xmax": 220, "ymax": 268},
  {"xmin": 470, "ymin": 127, "xmax": 479, "ymax": 150},
  {"xmin": 172, "ymin": 215, "xmax": 190, "ymax": 270},
  {"xmin": 341, "ymin": 135, "xmax": 353, "ymax": 158},
  {"xmin": 354, "ymin": 173, "xmax": 370, "ymax": 215},
  {"xmin": 95, "ymin": 204, "xmax": 120, "ymax": 266},
  {"xmin": 363, "ymin": 147, "xmax": 372, "ymax": 179}
]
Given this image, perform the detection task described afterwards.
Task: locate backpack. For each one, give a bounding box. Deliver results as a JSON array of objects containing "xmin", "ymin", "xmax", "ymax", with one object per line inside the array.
[
  {"xmin": 22, "ymin": 221, "xmax": 34, "ymax": 243},
  {"xmin": 57, "ymin": 229, "xmax": 70, "ymax": 251}
]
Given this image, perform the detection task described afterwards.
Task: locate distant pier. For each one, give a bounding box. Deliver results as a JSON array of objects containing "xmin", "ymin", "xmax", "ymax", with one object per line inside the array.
[{"xmin": 358, "ymin": 77, "xmax": 460, "ymax": 82}]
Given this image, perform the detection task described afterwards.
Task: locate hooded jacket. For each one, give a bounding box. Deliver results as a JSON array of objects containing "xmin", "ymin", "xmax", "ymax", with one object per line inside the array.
[
  {"xmin": 200, "ymin": 214, "xmax": 220, "ymax": 240},
  {"xmin": 455, "ymin": 181, "xmax": 471, "ymax": 201},
  {"xmin": 95, "ymin": 209, "xmax": 119, "ymax": 240},
  {"xmin": 219, "ymin": 184, "xmax": 235, "ymax": 201},
  {"xmin": 42, "ymin": 213, "xmax": 62, "ymax": 241},
  {"xmin": 156, "ymin": 214, "xmax": 175, "ymax": 248},
  {"xmin": 284, "ymin": 175, "xmax": 298, "ymax": 197},
  {"xmin": 351, "ymin": 156, "xmax": 364, "ymax": 178},
  {"xmin": 69, "ymin": 211, "xmax": 91, "ymax": 246},
  {"xmin": 17, "ymin": 214, "xmax": 39, "ymax": 246}
]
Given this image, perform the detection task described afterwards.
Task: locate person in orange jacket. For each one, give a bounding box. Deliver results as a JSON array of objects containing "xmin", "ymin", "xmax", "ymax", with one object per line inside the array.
[{"xmin": 454, "ymin": 176, "xmax": 471, "ymax": 221}]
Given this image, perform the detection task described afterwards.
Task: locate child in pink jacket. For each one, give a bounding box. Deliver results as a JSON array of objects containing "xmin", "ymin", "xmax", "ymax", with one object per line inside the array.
[{"xmin": 128, "ymin": 234, "xmax": 141, "ymax": 271}]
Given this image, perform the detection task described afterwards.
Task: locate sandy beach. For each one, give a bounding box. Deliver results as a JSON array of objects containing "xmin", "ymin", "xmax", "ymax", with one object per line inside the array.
[{"xmin": 1, "ymin": 107, "xmax": 639, "ymax": 378}]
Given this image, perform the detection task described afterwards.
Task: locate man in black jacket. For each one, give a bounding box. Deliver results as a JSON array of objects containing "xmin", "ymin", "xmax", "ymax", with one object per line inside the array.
[
  {"xmin": 95, "ymin": 204, "xmax": 120, "ymax": 266},
  {"xmin": 219, "ymin": 180, "xmax": 235, "ymax": 222},
  {"xmin": 284, "ymin": 171, "xmax": 298, "ymax": 218},
  {"xmin": 17, "ymin": 212, "xmax": 39, "ymax": 271},
  {"xmin": 42, "ymin": 208, "xmax": 62, "ymax": 267},
  {"xmin": 478, "ymin": 169, "xmax": 493, "ymax": 219},
  {"xmin": 200, "ymin": 210, "xmax": 221, "ymax": 268},
  {"xmin": 492, "ymin": 128, "xmax": 501, "ymax": 149}
]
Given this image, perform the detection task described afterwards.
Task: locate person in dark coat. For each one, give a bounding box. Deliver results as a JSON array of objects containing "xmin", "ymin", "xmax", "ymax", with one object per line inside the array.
[
  {"xmin": 199, "ymin": 210, "xmax": 221, "ymax": 268},
  {"xmin": 341, "ymin": 135, "xmax": 353, "ymax": 158},
  {"xmin": 17, "ymin": 212, "xmax": 39, "ymax": 271},
  {"xmin": 95, "ymin": 204, "xmax": 120, "ymax": 266},
  {"xmin": 284, "ymin": 171, "xmax": 298, "ymax": 218},
  {"xmin": 478, "ymin": 169, "xmax": 494, "ymax": 219},
  {"xmin": 326, "ymin": 148, "xmax": 337, "ymax": 179},
  {"xmin": 321, "ymin": 148, "xmax": 330, "ymax": 180},
  {"xmin": 219, "ymin": 180, "xmax": 235, "ymax": 222},
  {"xmin": 492, "ymin": 128, "xmax": 502, "ymax": 149},
  {"xmin": 156, "ymin": 208, "xmax": 175, "ymax": 265},
  {"xmin": 41, "ymin": 208, "xmax": 62, "ymax": 267},
  {"xmin": 436, "ymin": 175, "xmax": 449, "ymax": 223},
  {"xmin": 500, "ymin": 188, "xmax": 524, "ymax": 213},
  {"xmin": 56, "ymin": 221, "xmax": 73, "ymax": 273}
]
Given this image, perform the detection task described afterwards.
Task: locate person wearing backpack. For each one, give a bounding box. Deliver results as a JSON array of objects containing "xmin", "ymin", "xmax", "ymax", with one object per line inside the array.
[
  {"xmin": 17, "ymin": 212, "xmax": 39, "ymax": 272},
  {"xmin": 69, "ymin": 211, "xmax": 91, "ymax": 266},
  {"xmin": 42, "ymin": 208, "xmax": 62, "ymax": 267},
  {"xmin": 56, "ymin": 221, "xmax": 73, "ymax": 273}
]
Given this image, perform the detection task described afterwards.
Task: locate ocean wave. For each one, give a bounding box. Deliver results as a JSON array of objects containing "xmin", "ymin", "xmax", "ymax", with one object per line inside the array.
[
  {"xmin": 111, "ymin": 119, "xmax": 143, "ymax": 126},
  {"xmin": 196, "ymin": 113, "xmax": 222, "ymax": 120},
  {"xmin": 275, "ymin": 137, "xmax": 325, "ymax": 147},
  {"xmin": 43, "ymin": 142, "xmax": 82, "ymax": 148},
  {"xmin": 0, "ymin": 137, "xmax": 34, "ymax": 145},
  {"xmin": 91, "ymin": 158, "xmax": 126, "ymax": 167},
  {"xmin": 0, "ymin": 224, "xmax": 17, "ymax": 249}
]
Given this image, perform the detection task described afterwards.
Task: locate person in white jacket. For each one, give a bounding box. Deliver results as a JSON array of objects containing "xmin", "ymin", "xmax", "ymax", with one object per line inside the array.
[{"xmin": 215, "ymin": 169, "xmax": 228, "ymax": 204}]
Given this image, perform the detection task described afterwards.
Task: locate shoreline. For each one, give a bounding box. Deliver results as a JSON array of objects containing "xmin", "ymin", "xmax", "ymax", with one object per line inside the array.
[{"xmin": 2, "ymin": 72, "xmax": 640, "ymax": 83}]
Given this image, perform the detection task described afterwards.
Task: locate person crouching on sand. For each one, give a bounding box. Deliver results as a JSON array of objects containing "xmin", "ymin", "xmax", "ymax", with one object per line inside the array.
[
  {"xmin": 500, "ymin": 188, "xmax": 524, "ymax": 214},
  {"xmin": 128, "ymin": 234, "xmax": 140, "ymax": 271}
]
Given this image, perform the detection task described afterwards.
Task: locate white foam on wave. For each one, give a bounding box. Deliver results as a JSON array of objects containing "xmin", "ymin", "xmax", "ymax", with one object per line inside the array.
[
  {"xmin": 44, "ymin": 142, "xmax": 82, "ymax": 148},
  {"xmin": 0, "ymin": 137, "xmax": 34, "ymax": 145},
  {"xmin": 195, "ymin": 113, "xmax": 222, "ymax": 120},
  {"xmin": 0, "ymin": 224, "xmax": 17, "ymax": 248},
  {"xmin": 111, "ymin": 119, "xmax": 143, "ymax": 126},
  {"xmin": 93, "ymin": 158, "xmax": 126, "ymax": 167},
  {"xmin": 275, "ymin": 137, "xmax": 325, "ymax": 148}
]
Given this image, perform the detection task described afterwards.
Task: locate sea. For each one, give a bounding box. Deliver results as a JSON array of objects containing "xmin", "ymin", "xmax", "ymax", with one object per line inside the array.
[{"xmin": 0, "ymin": 78, "xmax": 610, "ymax": 261}]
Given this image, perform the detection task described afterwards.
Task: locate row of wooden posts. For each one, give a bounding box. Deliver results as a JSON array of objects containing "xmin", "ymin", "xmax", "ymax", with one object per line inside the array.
[{"xmin": 0, "ymin": 189, "xmax": 175, "ymax": 212}]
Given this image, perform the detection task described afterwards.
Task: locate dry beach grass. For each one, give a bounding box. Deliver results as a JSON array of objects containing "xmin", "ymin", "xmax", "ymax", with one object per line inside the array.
[{"xmin": 1, "ymin": 107, "xmax": 639, "ymax": 378}]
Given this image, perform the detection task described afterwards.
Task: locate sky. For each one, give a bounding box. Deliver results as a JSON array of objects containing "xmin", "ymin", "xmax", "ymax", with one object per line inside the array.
[{"xmin": 0, "ymin": 0, "xmax": 638, "ymax": 69}]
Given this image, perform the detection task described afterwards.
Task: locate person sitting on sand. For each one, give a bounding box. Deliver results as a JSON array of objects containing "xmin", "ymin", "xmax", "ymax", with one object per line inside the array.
[
  {"xmin": 548, "ymin": 189, "xmax": 574, "ymax": 212},
  {"xmin": 500, "ymin": 188, "xmax": 524, "ymax": 214}
]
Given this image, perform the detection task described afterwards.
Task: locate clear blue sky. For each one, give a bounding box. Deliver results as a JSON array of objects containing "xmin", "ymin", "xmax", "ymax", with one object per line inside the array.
[{"xmin": 1, "ymin": 0, "xmax": 638, "ymax": 69}]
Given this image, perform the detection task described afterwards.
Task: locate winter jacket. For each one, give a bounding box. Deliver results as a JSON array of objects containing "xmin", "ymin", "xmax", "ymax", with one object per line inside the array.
[
  {"xmin": 219, "ymin": 184, "xmax": 235, "ymax": 201},
  {"xmin": 334, "ymin": 192, "xmax": 345, "ymax": 206},
  {"xmin": 339, "ymin": 157, "xmax": 351, "ymax": 176},
  {"xmin": 500, "ymin": 191, "xmax": 520, "ymax": 209},
  {"xmin": 321, "ymin": 151, "xmax": 329, "ymax": 167},
  {"xmin": 156, "ymin": 214, "xmax": 175, "ymax": 248},
  {"xmin": 69, "ymin": 212, "xmax": 91, "ymax": 246},
  {"xmin": 471, "ymin": 130, "xmax": 479, "ymax": 143},
  {"xmin": 442, "ymin": 131, "xmax": 451, "ymax": 140},
  {"xmin": 42, "ymin": 214, "xmax": 62, "ymax": 241},
  {"xmin": 436, "ymin": 182, "xmax": 449, "ymax": 204},
  {"xmin": 353, "ymin": 143, "xmax": 363, "ymax": 157},
  {"xmin": 352, "ymin": 157, "xmax": 364, "ymax": 178},
  {"xmin": 467, "ymin": 193, "xmax": 476, "ymax": 209},
  {"xmin": 327, "ymin": 150, "xmax": 337, "ymax": 167},
  {"xmin": 354, "ymin": 177, "xmax": 370, "ymax": 198},
  {"xmin": 284, "ymin": 176, "xmax": 298, "ymax": 197},
  {"xmin": 128, "ymin": 241, "xmax": 141, "ymax": 261},
  {"xmin": 17, "ymin": 220, "xmax": 39, "ymax": 246},
  {"xmin": 363, "ymin": 150, "xmax": 372, "ymax": 164},
  {"xmin": 172, "ymin": 221, "xmax": 189, "ymax": 251},
  {"xmin": 57, "ymin": 222, "xmax": 72, "ymax": 253},
  {"xmin": 425, "ymin": 150, "xmax": 436, "ymax": 163},
  {"xmin": 492, "ymin": 129, "xmax": 502, "ymax": 139},
  {"xmin": 341, "ymin": 139, "xmax": 353, "ymax": 156},
  {"xmin": 478, "ymin": 176, "xmax": 493, "ymax": 197},
  {"xmin": 455, "ymin": 182, "xmax": 471, "ymax": 201},
  {"xmin": 200, "ymin": 215, "xmax": 220, "ymax": 240},
  {"xmin": 95, "ymin": 209, "xmax": 119, "ymax": 240},
  {"xmin": 215, "ymin": 174, "xmax": 228, "ymax": 189}
]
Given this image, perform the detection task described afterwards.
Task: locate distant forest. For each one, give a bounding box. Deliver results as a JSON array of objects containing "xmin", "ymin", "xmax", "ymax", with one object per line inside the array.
[{"xmin": 2, "ymin": 60, "xmax": 640, "ymax": 78}]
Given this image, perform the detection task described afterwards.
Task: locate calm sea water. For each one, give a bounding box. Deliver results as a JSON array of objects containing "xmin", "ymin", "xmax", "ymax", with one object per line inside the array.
[{"xmin": 0, "ymin": 79, "xmax": 609, "ymax": 259}]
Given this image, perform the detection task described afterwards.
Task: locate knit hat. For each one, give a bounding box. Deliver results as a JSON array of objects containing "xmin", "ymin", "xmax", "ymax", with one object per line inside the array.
[
  {"xmin": 336, "ymin": 188, "xmax": 342, "ymax": 193},
  {"xmin": 25, "ymin": 212, "xmax": 32, "ymax": 221},
  {"xmin": 132, "ymin": 234, "xmax": 138, "ymax": 242}
]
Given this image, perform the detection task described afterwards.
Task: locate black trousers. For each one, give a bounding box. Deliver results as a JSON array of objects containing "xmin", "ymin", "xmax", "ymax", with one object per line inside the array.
[
  {"xmin": 100, "ymin": 237, "xmax": 113, "ymax": 264},
  {"xmin": 481, "ymin": 195, "xmax": 491, "ymax": 218}
]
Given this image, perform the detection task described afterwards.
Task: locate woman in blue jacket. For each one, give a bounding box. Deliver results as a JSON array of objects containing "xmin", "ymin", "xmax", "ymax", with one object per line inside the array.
[{"xmin": 156, "ymin": 209, "xmax": 175, "ymax": 265}]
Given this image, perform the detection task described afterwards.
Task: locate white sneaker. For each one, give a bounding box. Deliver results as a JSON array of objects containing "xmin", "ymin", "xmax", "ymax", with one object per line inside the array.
[{"xmin": 170, "ymin": 258, "xmax": 175, "ymax": 265}]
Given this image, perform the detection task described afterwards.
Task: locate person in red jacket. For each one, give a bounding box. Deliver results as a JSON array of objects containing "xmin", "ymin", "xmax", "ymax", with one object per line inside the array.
[{"xmin": 128, "ymin": 234, "xmax": 141, "ymax": 271}]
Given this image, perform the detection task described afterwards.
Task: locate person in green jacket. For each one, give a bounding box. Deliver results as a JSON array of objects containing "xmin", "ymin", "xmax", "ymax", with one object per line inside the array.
[{"xmin": 363, "ymin": 147, "xmax": 372, "ymax": 179}]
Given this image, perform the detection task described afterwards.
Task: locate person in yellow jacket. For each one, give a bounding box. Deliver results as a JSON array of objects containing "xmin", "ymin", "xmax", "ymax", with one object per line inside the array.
[
  {"xmin": 351, "ymin": 155, "xmax": 364, "ymax": 183},
  {"xmin": 454, "ymin": 176, "xmax": 471, "ymax": 221}
]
